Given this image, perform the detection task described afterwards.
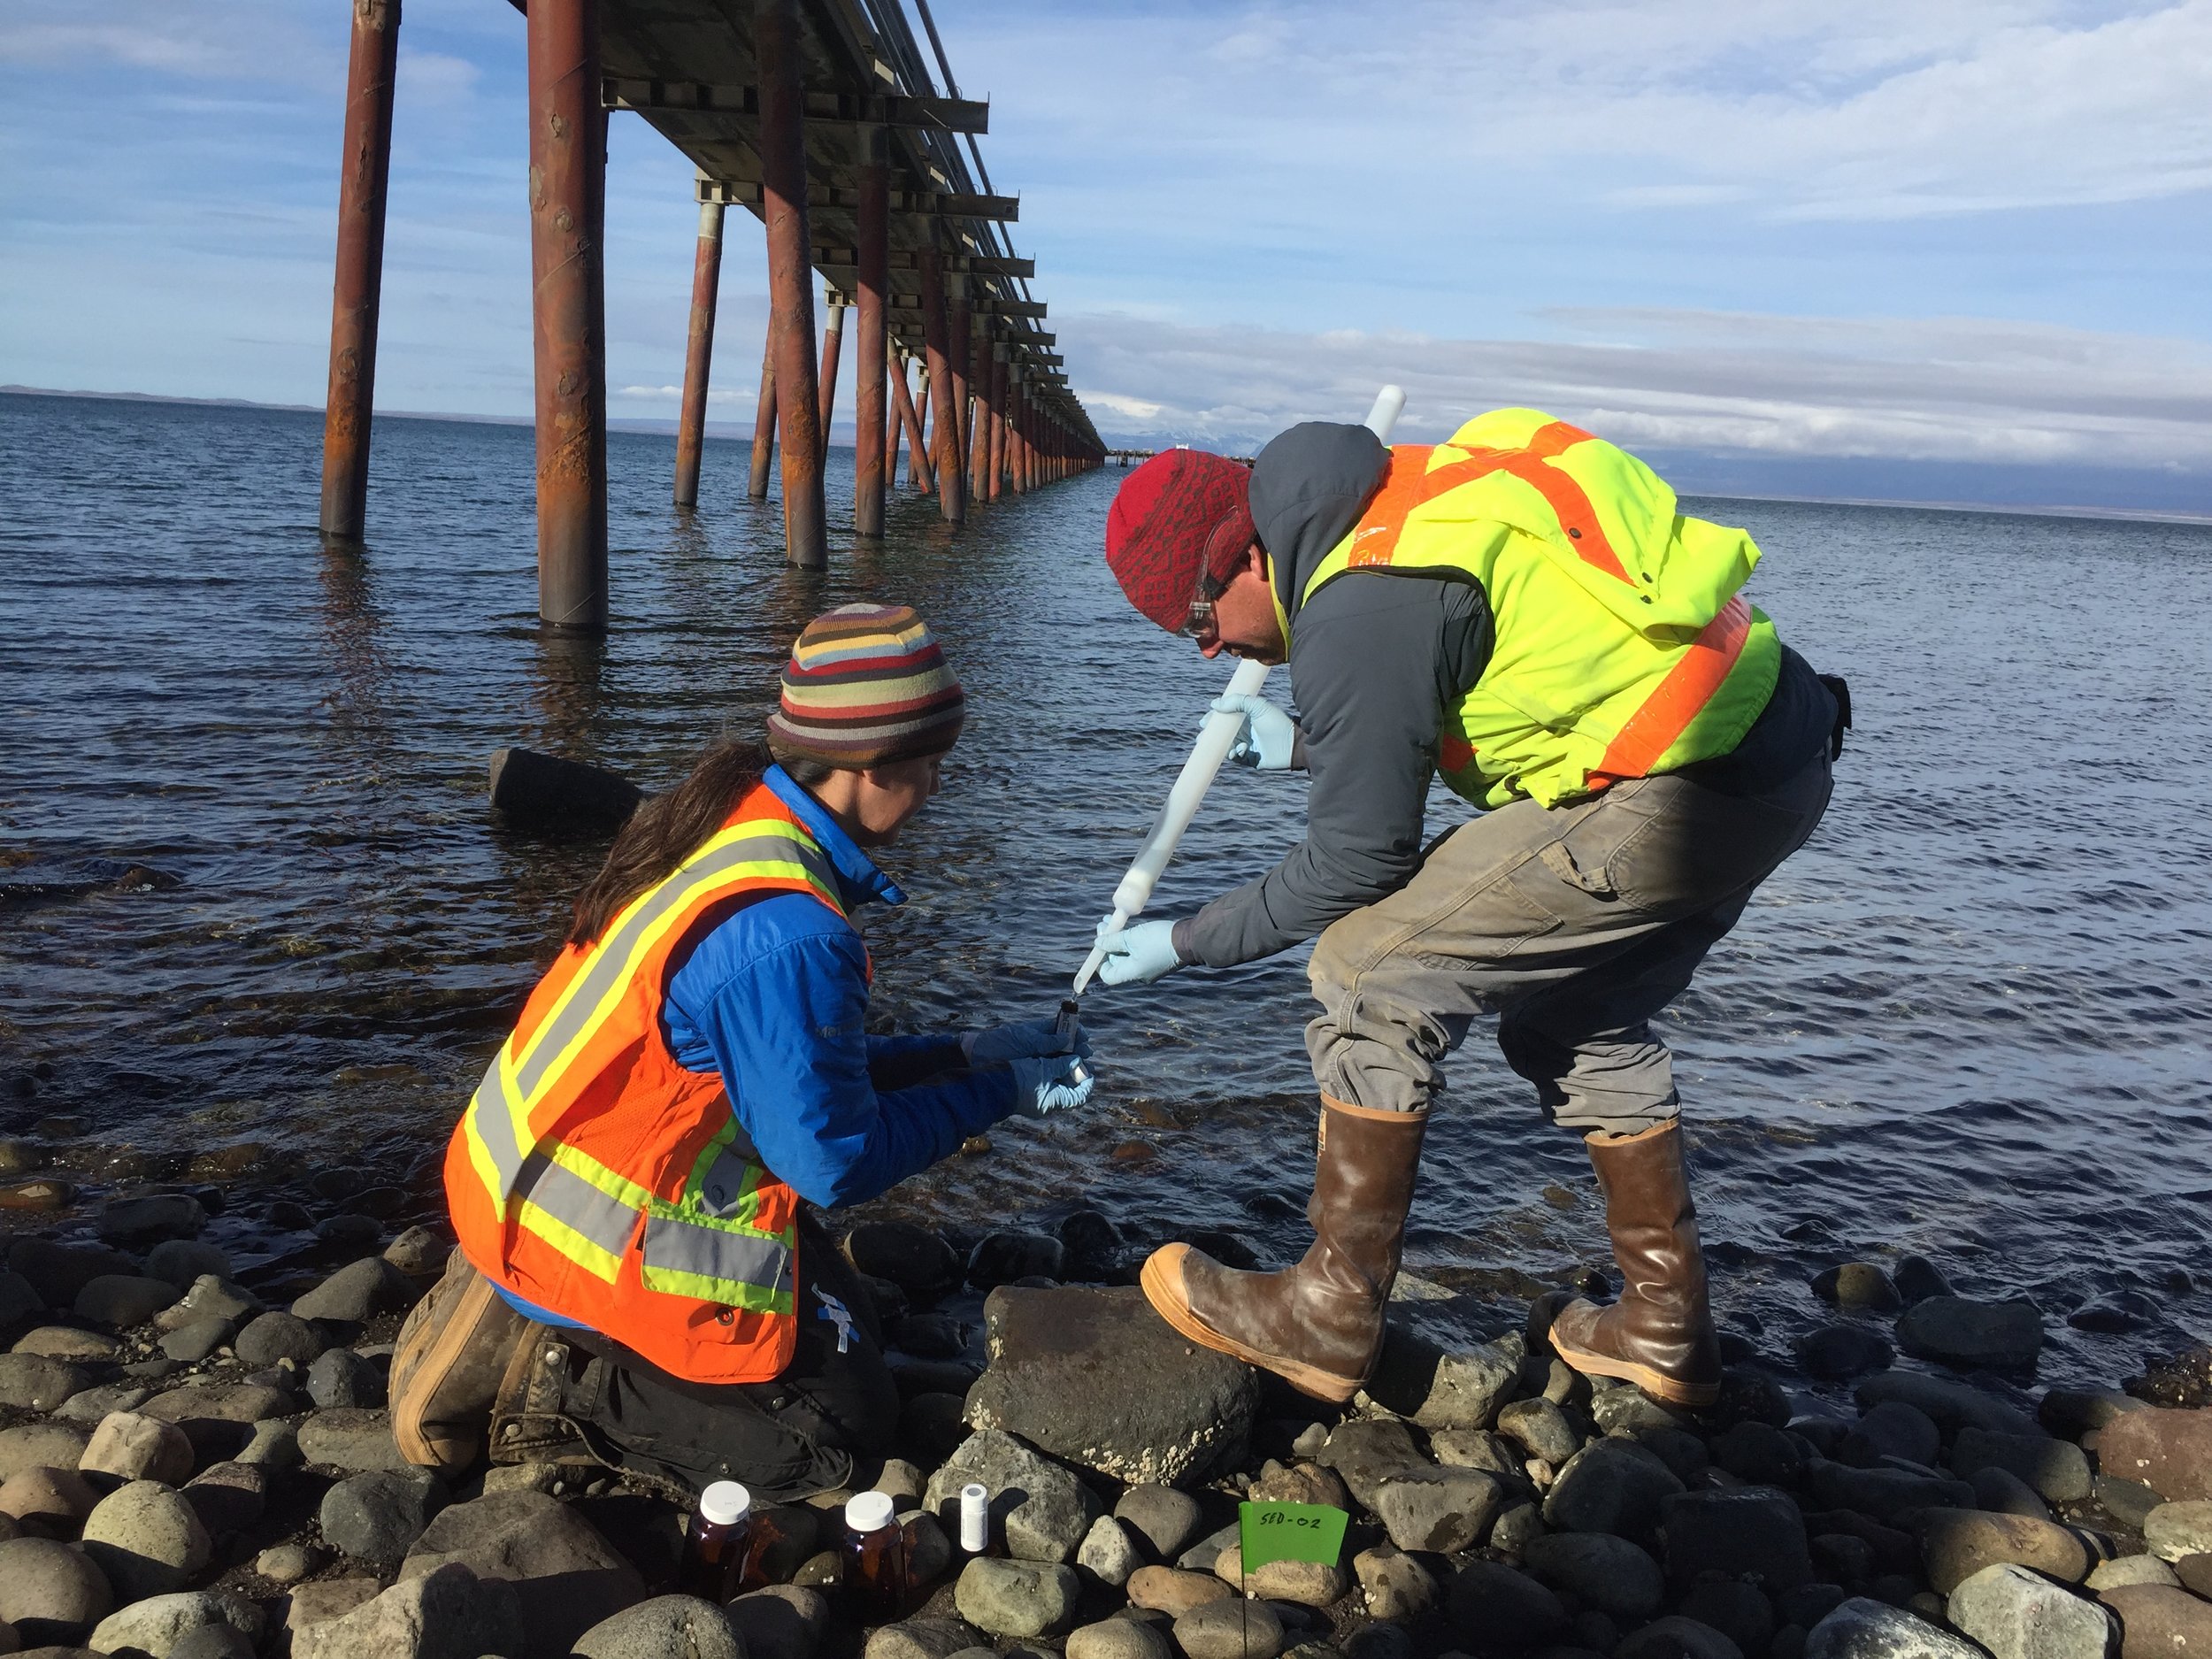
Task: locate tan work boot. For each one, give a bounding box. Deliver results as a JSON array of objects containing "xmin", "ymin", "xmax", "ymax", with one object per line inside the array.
[
  {"xmin": 1141, "ymin": 1096, "xmax": 1427, "ymax": 1403},
  {"xmin": 389, "ymin": 1249, "xmax": 533, "ymax": 1471},
  {"xmin": 1548, "ymin": 1119, "xmax": 1723, "ymax": 1408}
]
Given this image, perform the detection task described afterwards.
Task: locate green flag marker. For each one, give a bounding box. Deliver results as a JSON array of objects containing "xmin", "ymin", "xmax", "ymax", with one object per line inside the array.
[{"xmin": 1237, "ymin": 1500, "xmax": 1349, "ymax": 1571}]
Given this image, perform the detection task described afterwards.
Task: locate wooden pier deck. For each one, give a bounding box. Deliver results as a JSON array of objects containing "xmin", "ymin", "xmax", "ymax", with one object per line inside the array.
[{"xmin": 319, "ymin": 0, "xmax": 1102, "ymax": 632}]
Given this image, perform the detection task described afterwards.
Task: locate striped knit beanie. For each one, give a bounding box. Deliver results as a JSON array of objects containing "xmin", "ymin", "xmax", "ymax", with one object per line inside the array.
[{"xmin": 766, "ymin": 603, "xmax": 965, "ymax": 769}]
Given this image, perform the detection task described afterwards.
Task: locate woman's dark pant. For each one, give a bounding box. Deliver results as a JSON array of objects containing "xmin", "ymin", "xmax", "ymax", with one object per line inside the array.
[{"xmin": 544, "ymin": 1211, "xmax": 900, "ymax": 1500}]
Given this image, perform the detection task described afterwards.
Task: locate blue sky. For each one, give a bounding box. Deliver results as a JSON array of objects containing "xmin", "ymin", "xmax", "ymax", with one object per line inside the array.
[{"xmin": 4, "ymin": 0, "xmax": 2209, "ymax": 507}]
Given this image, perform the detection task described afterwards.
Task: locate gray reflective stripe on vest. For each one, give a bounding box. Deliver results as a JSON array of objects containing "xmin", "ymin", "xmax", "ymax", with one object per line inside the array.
[
  {"xmin": 511, "ymin": 830, "xmax": 841, "ymax": 1102},
  {"xmin": 511, "ymin": 1150, "xmax": 642, "ymax": 1266},
  {"xmin": 470, "ymin": 1055, "xmax": 526, "ymax": 1195},
  {"xmin": 641, "ymin": 1212, "xmax": 793, "ymax": 1294}
]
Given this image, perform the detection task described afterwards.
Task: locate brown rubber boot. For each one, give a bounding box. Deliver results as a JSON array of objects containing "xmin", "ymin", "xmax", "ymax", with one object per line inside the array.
[
  {"xmin": 1548, "ymin": 1119, "xmax": 1723, "ymax": 1407},
  {"xmin": 1141, "ymin": 1096, "xmax": 1426, "ymax": 1403},
  {"xmin": 389, "ymin": 1249, "xmax": 533, "ymax": 1471},
  {"xmin": 484, "ymin": 1323, "xmax": 602, "ymax": 1467}
]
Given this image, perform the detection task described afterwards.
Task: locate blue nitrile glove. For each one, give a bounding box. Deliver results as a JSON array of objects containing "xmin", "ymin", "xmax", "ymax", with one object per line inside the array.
[
  {"xmin": 962, "ymin": 1016, "xmax": 1092, "ymax": 1067},
  {"xmin": 1211, "ymin": 694, "xmax": 1297, "ymax": 771},
  {"xmin": 1008, "ymin": 1052, "xmax": 1094, "ymax": 1117},
  {"xmin": 1094, "ymin": 917, "xmax": 1186, "ymax": 987}
]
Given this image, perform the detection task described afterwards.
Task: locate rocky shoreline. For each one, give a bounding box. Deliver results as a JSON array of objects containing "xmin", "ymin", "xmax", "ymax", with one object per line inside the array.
[{"xmin": 0, "ymin": 1171, "xmax": 2207, "ymax": 1659}]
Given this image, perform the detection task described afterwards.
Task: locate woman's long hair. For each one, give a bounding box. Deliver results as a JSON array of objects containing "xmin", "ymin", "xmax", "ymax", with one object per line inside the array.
[{"xmin": 565, "ymin": 740, "xmax": 776, "ymax": 946}]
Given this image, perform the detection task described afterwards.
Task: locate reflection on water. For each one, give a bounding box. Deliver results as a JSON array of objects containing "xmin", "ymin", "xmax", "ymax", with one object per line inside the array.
[{"xmin": 2, "ymin": 391, "xmax": 2208, "ymax": 1395}]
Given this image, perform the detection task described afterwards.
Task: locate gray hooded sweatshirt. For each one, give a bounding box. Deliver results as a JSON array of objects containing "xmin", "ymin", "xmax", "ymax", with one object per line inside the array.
[{"xmin": 1172, "ymin": 421, "xmax": 1829, "ymax": 969}]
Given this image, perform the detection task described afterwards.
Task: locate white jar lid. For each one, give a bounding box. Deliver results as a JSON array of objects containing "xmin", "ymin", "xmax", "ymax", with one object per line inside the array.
[
  {"xmin": 845, "ymin": 1490, "xmax": 898, "ymax": 1533},
  {"xmin": 700, "ymin": 1480, "xmax": 752, "ymax": 1525}
]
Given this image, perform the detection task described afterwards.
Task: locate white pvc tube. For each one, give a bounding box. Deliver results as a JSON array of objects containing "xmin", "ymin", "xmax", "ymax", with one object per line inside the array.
[{"xmin": 1074, "ymin": 388, "xmax": 1405, "ymax": 993}]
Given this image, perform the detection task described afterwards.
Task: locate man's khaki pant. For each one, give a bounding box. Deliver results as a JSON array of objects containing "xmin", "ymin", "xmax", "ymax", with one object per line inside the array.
[{"xmin": 1305, "ymin": 753, "xmax": 1832, "ymax": 1135}]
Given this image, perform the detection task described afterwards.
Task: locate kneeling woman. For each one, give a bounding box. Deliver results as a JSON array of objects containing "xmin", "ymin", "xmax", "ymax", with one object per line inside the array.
[{"xmin": 391, "ymin": 603, "xmax": 1091, "ymax": 1497}]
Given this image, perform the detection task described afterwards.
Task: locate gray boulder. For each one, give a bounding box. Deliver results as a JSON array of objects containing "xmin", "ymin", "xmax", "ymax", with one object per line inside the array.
[
  {"xmin": 81, "ymin": 1479, "xmax": 212, "ymax": 1600},
  {"xmin": 1077, "ymin": 1514, "xmax": 1144, "ymax": 1586},
  {"xmin": 0, "ymin": 1532, "xmax": 114, "ymax": 1645},
  {"xmin": 2096, "ymin": 1406, "xmax": 2212, "ymax": 1502},
  {"xmin": 396, "ymin": 1488, "xmax": 644, "ymax": 1654},
  {"xmin": 954, "ymin": 1556, "xmax": 1081, "ymax": 1638},
  {"xmin": 0, "ymin": 1420, "xmax": 89, "ymax": 1480},
  {"xmin": 1808, "ymin": 1461, "xmax": 1977, "ymax": 1523},
  {"xmin": 0, "ymin": 1355, "xmax": 88, "ymax": 1413},
  {"xmin": 183, "ymin": 1460, "xmax": 267, "ymax": 1536},
  {"xmin": 88, "ymin": 1590, "xmax": 262, "ymax": 1659},
  {"xmin": 75, "ymin": 1274, "xmax": 182, "ymax": 1328},
  {"xmin": 1543, "ymin": 1438, "xmax": 1684, "ymax": 1539},
  {"xmin": 1174, "ymin": 1597, "xmax": 1284, "ymax": 1659},
  {"xmin": 296, "ymin": 1409, "xmax": 407, "ymax": 1471},
  {"xmin": 79, "ymin": 1411, "xmax": 195, "ymax": 1486},
  {"xmin": 1354, "ymin": 1544, "xmax": 1440, "ymax": 1622},
  {"xmin": 1374, "ymin": 1467, "xmax": 1506, "ymax": 1553},
  {"xmin": 152, "ymin": 1278, "xmax": 257, "ymax": 1335},
  {"xmin": 307, "ymin": 1348, "xmax": 385, "ymax": 1410},
  {"xmin": 97, "ymin": 1194, "xmax": 206, "ymax": 1246},
  {"xmin": 1806, "ymin": 1597, "xmax": 1985, "ymax": 1659},
  {"xmin": 725, "ymin": 1585, "xmax": 829, "ymax": 1659},
  {"xmin": 2143, "ymin": 1499, "xmax": 2212, "ymax": 1563},
  {"xmin": 1523, "ymin": 1532, "xmax": 1664, "ymax": 1620},
  {"xmin": 0, "ymin": 1464, "xmax": 101, "ymax": 1532},
  {"xmin": 1915, "ymin": 1508, "xmax": 2091, "ymax": 1594},
  {"xmin": 291, "ymin": 1562, "xmax": 524, "ymax": 1659},
  {"xmin": 1839, "ymin": 1402, "xmax": 1942, "ymax": 1470},
  {"xmin": 1617, "ymin": 1617, "xmax": 1747, "ymax": 1659},
  {"xmin": 963, "ymin": 1286, "xmax": 1258, "ymax": 1487},
  {"xmin": 1068, "ymin": 1618, "xmax": 1175, "ymax": 1659},
  {"xmin": 319, "ymin": 1470, "xmax": 444, "ymax": 1566},
  {"xmin": 924, "ymin": 1429, "xmax": 1102, "ymax": 1563},
  {"xmin": 143, "ymin": 1240, "xmax": 233, "ymax": 1290},
  {"xmin": 1952, "ymin": 1428, "xmax": 2092, "ymax": 1503},
  {"xmin": 571, "ymin": 1594, "xmax": 744, "ymax": 1659},
  {"xmin": 1663, "ymin": 1486, "xmax": 1815, "ymax": 1591},
  {"xmin": 1895, "ymin": 1298, "xmax": 2045, "ymax": 1373},
  {"xmin": 234, "ymin": 1310, "xmax": 325, "ymax": 1367},
  {"xmin": 292, "ymin": 1258, "xmax": 414, "ymax": 1324},
  {"xmin": 1448, "ymin": 1560, "xmax": 1566, "ymax": 1649},
  {"xmin": 1496, "ymin": 1398, "xmax": 1581, "ymax": 1465},
  {"xmin": 2093, "ymin": 1586, "xmax": 2212, "ymax": 1659},
  {"xmin": 1855, "ymin": 1372, "xmax": 2039, "ymax": 1439},
  {"xmin": 1314, "ymin": 1417, "xmax": 1428, "ymax": 1510},
  {"xmin": 1947, "ymin": 1563, "xmax": 2115, "ymax": 1659},
  {"xmin": 863, "ymin": 1617, "xmax": 984, "ymax": 1659},
  {"xmin": 1360, "ymin": 1326, "xmax": 1522, "ymax": 1430},
  {"xmin": 1115, "ymin": 1485, "xmax": 1202, "ymax": 1559}
]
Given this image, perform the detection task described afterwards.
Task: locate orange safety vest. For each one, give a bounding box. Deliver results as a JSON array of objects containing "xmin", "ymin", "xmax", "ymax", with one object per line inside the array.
[
  {"xmin": 444, "ymin": 782, "xmax": 849, "ymax": 1383},
  {"xmin": 1295, "ymin": 408, "xmax": 1782, "ymax": 809}
]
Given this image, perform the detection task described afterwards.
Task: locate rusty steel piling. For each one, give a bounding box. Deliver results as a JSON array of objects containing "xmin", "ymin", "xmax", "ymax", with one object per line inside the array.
[
  {"xmin": 526, "ymin": 0, "xmax": 608, "ymax": 631},
  {"xmin": 817, "ymin": 291, "xmax": 847, "ymax": 464},
  {"xmin": 672, "ymin": 196, "xmax": 724, "ymax": 509},
  {"xmin": 319, "ymin": 0, "xmax": 402, "ymax": 543},
  {"xmin": 918, "ymin": 244, "xmax": 963, "ymax": 524},
  {"xmin": 754, "ymin": 0, "xmax": 826, "ymax": 568},
  {"xmin": 748, "ymin": 336, "xmax": 776, "ymax": 498},
  {"xmin": 853, "ymin": 131, "xmax": 889, "ymax": 537},
  {"xmin": 891, "ymin": 346, "xmax": 931, "ymax": 494}
]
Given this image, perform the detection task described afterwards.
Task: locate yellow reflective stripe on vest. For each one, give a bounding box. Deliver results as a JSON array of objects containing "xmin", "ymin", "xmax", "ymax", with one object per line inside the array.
[{"xmin": 465, "ymin": 818, "xmax": 843, "ymax": 1203}]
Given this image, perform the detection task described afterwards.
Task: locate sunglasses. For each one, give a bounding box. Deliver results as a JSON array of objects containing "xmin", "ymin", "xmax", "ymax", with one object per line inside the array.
[{"xmin": 1179, "ymin": 569, "xmax": 1228, "ymax": 639}]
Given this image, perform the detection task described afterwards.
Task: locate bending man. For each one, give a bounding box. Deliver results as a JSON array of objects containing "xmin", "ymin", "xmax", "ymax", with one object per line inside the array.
[
  {"xmin": 1095, "ymin": 411, "xmax": 1840, "ymax": 1408},
  {"xmin": 393, "ymin": 603, "xmax": 1091, "ymax": 1496}
]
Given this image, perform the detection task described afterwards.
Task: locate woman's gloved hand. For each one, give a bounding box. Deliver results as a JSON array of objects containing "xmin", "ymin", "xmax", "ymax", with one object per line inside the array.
[
  {"xmin": 1094, "ymin": 917, "xmax": 1186, "ymax": 987},
  {"xmin": 962, "ymin": 1016, "xmax": 1091, "ymax": 1067},
  {"xmin": 1211, "ymin": 694, "xmax": 1298, "ymax": 770},
  {"xmin": 1008, "ymin": 1052, "xmax": 1095, "ymax": 1117}
]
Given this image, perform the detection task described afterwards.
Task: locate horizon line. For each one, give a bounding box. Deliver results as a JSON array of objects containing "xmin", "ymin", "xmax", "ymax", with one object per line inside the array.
[{"xmin": 5, "ymin": 383, "xmax": 2208, "ymax": 530}]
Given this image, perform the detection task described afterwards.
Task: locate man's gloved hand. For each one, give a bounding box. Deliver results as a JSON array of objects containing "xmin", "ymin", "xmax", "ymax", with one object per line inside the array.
[
  {"xmin": 1212, "ymin": 694, "xmax": 1297, "ymax": 771},
  {"xmin": 962, "ymin": 1017, "xmax": 1091, "ymax": 1067},
  {"xmin": 1094, "ymin": 917, "xmax": 1186, "ymax": 987},
  {"xmin": 1008, "ymin": 1052, "xmax": 1094, "ymax": 1117}
]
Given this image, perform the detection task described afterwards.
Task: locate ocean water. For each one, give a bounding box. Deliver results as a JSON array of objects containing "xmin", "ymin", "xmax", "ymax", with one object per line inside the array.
[{"xmin": 3, "ymin": 390, "xmax": 2208, "ymax": 1396}]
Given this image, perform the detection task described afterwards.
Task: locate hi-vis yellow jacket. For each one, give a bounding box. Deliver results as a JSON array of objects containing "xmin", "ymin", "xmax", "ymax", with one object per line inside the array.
[{"xmin": 1294, "ymin": 408, "xmax": 1780, "ymax": 809}]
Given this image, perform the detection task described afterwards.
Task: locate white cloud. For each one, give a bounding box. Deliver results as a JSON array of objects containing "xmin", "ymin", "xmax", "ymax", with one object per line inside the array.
[{"xmin": 1063, "ymin": 306, "xmax": 2212, "ymax": 469}]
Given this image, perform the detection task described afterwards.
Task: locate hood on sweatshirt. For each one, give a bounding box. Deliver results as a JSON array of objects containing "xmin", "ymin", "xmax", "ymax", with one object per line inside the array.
[{"xmin": 1247, "ymin": 421, "xmax": 1391, "ymax": 625}]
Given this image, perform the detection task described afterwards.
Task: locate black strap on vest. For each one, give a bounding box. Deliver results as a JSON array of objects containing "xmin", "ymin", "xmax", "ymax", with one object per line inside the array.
[{"xmin": 1817, "ymin": 674, "xmax": 1853, "ymax": 760}]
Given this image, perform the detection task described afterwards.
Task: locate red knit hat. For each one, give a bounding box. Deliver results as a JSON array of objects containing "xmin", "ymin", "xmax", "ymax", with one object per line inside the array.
[{"xmin": 1103, "ymin": 450, "xmax": 1256, "ymax": 633}]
